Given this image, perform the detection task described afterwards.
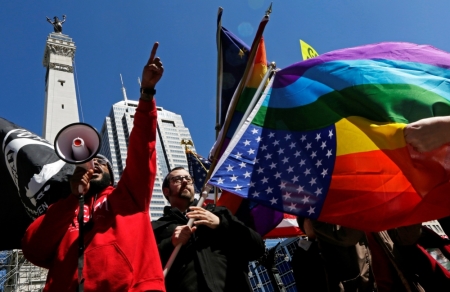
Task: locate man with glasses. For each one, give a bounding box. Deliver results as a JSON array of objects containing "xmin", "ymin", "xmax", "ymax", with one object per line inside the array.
[
  {"xmin": 22, "ymin": 43, "xmax": 165, "ymax": 292},
  {"xmin": 152, "ymin": 167, "xmax": 265, "ymax": 292}
]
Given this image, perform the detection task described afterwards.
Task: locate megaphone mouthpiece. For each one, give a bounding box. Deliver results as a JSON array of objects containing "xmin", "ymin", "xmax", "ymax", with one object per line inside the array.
[
  {"xmin": 54, "ymin": 123, "xmax": 101, "ymax": 165},
  {"xmin": 72, "ymin": 137, "xmax": 90, "ymax": 161},
  {"xmin": 73, "ymin": 138, "xmax": 83, "ymax": 147}
]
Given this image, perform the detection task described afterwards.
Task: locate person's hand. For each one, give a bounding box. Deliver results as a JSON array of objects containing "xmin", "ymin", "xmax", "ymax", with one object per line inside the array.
[
  {"xmin": 172, "ymin": 225, "xmax": 196, "ymax": 246},
  {"xmin": 404, "ymin": 116, "xmax": 450, "ymax": 153},
  {"xmin": 187, "ymin": 207, "xmax": 220, "ymax": 229},
  {"xmin": 141, "ymin": 42, "xmax": 163, "ymax": 90},
  {"xmin": 69, "ymin": 167, "xmax": 93, "ymax": 196}
]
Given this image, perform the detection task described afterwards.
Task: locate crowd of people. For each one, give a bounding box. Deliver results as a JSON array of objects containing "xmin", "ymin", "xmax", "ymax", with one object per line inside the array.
[{"xmin": 20, "ymin": 43, "xmax": 450, "ymax": 292}]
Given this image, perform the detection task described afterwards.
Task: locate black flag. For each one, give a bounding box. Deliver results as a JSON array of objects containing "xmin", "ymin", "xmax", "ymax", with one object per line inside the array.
[{"xmin": 0, "ymin": 117, "xmax": 74, "ymax": 250}]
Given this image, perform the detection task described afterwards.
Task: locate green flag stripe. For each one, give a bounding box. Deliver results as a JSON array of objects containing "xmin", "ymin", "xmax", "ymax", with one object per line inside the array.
[
  {"xmin": 254, "ymin": 84, "xmax": 450, "ymax": 131},
  {"xmin": 236, "ymin": 87, "xmax": 258, "ymax": 113}
]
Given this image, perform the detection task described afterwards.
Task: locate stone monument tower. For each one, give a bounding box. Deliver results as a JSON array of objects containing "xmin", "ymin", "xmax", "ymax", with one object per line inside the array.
[{"xmin": 42, "ymin": 15, "xmax": 79, "ymax": 144}]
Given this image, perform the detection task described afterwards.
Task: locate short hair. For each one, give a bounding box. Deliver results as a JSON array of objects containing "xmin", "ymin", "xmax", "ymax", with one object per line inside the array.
[{"xmin": 162, "ymin": 166, "xmax": 186, "ymax": 192}]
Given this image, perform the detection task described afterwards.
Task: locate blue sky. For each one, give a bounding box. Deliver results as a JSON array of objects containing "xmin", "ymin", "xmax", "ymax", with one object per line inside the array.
[{"xmin": 1, "ymin": 0, "xmax": 450, "ymax": 157}]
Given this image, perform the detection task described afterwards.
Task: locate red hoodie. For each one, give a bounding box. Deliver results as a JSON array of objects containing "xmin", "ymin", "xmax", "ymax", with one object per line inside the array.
[{"xmin": 22, "ymin": 99, "xmax": 165, "ymax": 292}]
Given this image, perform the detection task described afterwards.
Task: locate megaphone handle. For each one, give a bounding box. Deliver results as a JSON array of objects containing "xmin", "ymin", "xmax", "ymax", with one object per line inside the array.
[{"xmin": 77, "ymin": 194, "xmax": 86, "ymax": 291}]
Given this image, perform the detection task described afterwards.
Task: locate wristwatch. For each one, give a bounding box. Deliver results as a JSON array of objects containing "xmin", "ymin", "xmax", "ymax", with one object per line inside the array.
[
  {"xmin": 140, "ymin": 88, "xmax": 156, "ymax": 100},
  {"xmin": 140, "ymin": 88, "xmax": 156, "ymax": 96}
]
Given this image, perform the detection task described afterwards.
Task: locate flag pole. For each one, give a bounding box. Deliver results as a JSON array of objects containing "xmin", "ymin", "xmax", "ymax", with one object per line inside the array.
[
  {"xmin": 208, "ymin": 6, "xmax": 271, "ymax": 177},
  {"xmin": 181, "ymin": 139, "xmax": 194, "ymax": 185},
  {"xmin": 215, "ymin": 7, "xmax": 224, "ymax": 139},
  {"xmin": 164, "ymin": 5, "xmax": 272, "ymax": 277},
  {"xmin": 214, "ymin": 7, "xmax": 224, "ymax": 203},
  {"xmin": 235, "ymin": 62, "xmax": 276, "ymax": 132},
  {"xmin": 206, "ymin": 63, "xmax": 276, "ymax": 187}
]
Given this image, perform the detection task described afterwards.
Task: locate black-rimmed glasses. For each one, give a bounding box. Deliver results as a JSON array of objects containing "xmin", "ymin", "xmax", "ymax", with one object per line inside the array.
[{"xmin": 170, "ymin": 175, "xmax": 193, "ymax": 184}]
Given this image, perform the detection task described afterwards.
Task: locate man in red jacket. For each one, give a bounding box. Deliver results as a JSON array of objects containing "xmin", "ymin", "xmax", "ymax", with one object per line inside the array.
[{"xmin": 22, "ymin": 42, "xmax": 165, "ymax": 292}]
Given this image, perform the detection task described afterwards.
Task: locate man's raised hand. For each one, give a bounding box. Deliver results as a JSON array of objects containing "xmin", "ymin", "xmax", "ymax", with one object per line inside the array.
[{"xmin": 141, "ymin": 42, "xmax": 164, "ymax": 90}]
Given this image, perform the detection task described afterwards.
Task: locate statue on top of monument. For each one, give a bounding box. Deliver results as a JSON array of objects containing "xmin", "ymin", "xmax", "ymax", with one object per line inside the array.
[{"xmin": 46, "ymin": 15, "xmax": 66, "ymax": 33}]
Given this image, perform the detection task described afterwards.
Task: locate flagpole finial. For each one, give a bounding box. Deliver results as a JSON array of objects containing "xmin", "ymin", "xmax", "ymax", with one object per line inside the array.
[
  {"xmin": 181, "ymin": 139, "xmax": 194, "ymax": 152},
  {"xmin": 270, "ymin": 61, "xmax": 276, "ymax": 68},
  {"xmin": 180, "ymin": 139, "xmax": 194, "ymax": 146},
  {"xmin": 265, "ymin": 2, "xmax": 273, "ymax": 16}
]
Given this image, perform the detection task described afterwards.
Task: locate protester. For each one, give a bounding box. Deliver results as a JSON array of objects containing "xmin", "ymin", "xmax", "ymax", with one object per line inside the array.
[
  {"xmin": 292, "ymin": 217, "xmax": 374, "ymax": 292},
  {"xmin": 291, "ymin": 217, "xmax": 329, "ymax": 291},
  {"xmin": 366, "ymin": 224, "xmax": 424, "ymax": 292},
  {"xmin": 152, "ymin": 166, "xmax": 265, "ymax": 292},
  {"xmin": 21, "ymin": 42, "xmax": 165, "ymax": 292}
]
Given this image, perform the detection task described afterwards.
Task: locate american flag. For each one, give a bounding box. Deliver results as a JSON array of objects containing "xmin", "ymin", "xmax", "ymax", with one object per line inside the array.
[
  {"xmin": 186, "ymin": 151, "xmax": 211, "ymax": 193},
  {"xmin": 186, "ymin": 151, "xmax": 216, "ymax": 205},
  {"xmin": 208, "ymin": 123, "xmax": 336, "ymax": 219}
]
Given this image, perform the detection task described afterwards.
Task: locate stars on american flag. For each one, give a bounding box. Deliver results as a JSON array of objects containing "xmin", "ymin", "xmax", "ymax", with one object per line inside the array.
[
  {"xmin": 209, "ymin": 124, "xmax": 337, "ymax": 219},
  {"xmin": 187, "ymin": 152, "xmax": 212, "ymax": 193}
]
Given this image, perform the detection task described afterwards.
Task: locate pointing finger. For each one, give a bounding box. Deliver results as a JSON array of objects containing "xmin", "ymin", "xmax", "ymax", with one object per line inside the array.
[{"xmin": 147, "ymin": 42, "xmax": 159, "ymax": 65}]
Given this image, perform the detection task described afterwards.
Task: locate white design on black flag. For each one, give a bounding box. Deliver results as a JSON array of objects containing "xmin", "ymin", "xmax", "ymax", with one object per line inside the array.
[{"xmin": 0, "ymin": 117, "xmax": 74, "ymax": 250}]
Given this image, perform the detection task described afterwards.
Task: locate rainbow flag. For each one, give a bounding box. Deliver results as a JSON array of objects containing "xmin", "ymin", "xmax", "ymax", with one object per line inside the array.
[
  {"xmin": 212, "ymin": 11, "xmax": 285, "ymax": 237},
  {"xmin": 213, "ymin": 37, "xmax": 268, "ymax": 157},
  {"xmin": 208, "ymin": 42, "xmax": 450, "ymax": 232}
]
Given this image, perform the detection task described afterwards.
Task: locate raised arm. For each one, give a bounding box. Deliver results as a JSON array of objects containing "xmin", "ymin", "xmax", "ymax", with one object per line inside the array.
[{"xmin": 116, "ymin": 42, "xmax": 163, "ymax": 210}]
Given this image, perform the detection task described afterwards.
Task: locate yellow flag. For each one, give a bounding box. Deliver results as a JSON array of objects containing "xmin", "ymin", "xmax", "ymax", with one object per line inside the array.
[{"xmin": 300, "ymin": 39, "xmax": 319, "ymax": 60}]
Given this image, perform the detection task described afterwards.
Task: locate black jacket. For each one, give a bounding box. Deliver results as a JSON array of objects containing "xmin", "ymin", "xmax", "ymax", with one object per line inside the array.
[{"xmin": 152, "ymin": 202, "xmax": 265, "ymax": 292}]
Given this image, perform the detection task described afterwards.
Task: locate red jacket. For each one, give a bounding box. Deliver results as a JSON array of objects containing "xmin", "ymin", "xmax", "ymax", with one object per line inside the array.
[{"xmin": 22, "ymin": 99, "xmax": 165, "ymax": 292}]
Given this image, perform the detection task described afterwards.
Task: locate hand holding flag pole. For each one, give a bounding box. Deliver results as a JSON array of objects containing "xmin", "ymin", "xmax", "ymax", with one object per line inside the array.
[{"xmin": 163, "ymin": 184, "xmax": 213, "ymax": 277}]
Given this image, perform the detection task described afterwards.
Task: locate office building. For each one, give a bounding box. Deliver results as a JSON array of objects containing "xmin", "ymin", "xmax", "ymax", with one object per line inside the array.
[{"xmin": 99, "ymin": 82, "xmax": 195, "ymax": 220}]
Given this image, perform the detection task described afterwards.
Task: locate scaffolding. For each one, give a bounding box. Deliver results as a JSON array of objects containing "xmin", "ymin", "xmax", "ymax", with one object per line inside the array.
[{"xmin": 0, "ymin": 250, "xmax": 47, "ymax": 292}]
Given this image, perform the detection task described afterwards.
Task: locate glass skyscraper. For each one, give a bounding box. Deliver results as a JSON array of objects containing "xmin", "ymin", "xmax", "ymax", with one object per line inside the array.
[{"xmin": 99, "ymin": 99, "xmax": 195, "ymax": 220}]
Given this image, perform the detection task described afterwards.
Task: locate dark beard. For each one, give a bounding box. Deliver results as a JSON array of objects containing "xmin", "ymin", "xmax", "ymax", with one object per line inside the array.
[
  {"xmin": 171, "ymin": 186, "xmax": 194, "ymax": 201},
  {"xmin": 87, "ymin": 172, "xmax": 111, "ymax": 196}
]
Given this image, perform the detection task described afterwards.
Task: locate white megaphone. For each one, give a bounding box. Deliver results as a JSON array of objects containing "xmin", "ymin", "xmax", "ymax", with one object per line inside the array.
[{"xmin": 54, "ymin": 123, "xmax": 101, "ymax": 170}]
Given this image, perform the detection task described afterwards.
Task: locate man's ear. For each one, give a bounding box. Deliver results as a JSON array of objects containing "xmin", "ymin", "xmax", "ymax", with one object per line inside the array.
[{"xmin": 162, "ymin": 187, "xmax": 170, "ymax": 202}]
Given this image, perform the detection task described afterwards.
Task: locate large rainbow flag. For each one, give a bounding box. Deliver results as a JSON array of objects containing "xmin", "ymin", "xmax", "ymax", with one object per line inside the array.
[{"xmin": 208, "ymin": 42, "xmax": 450, "ymax": 232}]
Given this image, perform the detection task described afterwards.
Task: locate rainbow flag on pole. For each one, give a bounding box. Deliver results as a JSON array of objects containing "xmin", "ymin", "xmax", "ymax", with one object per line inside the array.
[
  {"xmin": 208, "ymin": 42, "xmax": 450, "ymax": 232},
  {"xmin": 212, "ymin": 9, "xmax": 284, "ymax": 237},
  {"xmin": 213, "ymin": 37, "xmax": 268, "ymax": 158}
]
